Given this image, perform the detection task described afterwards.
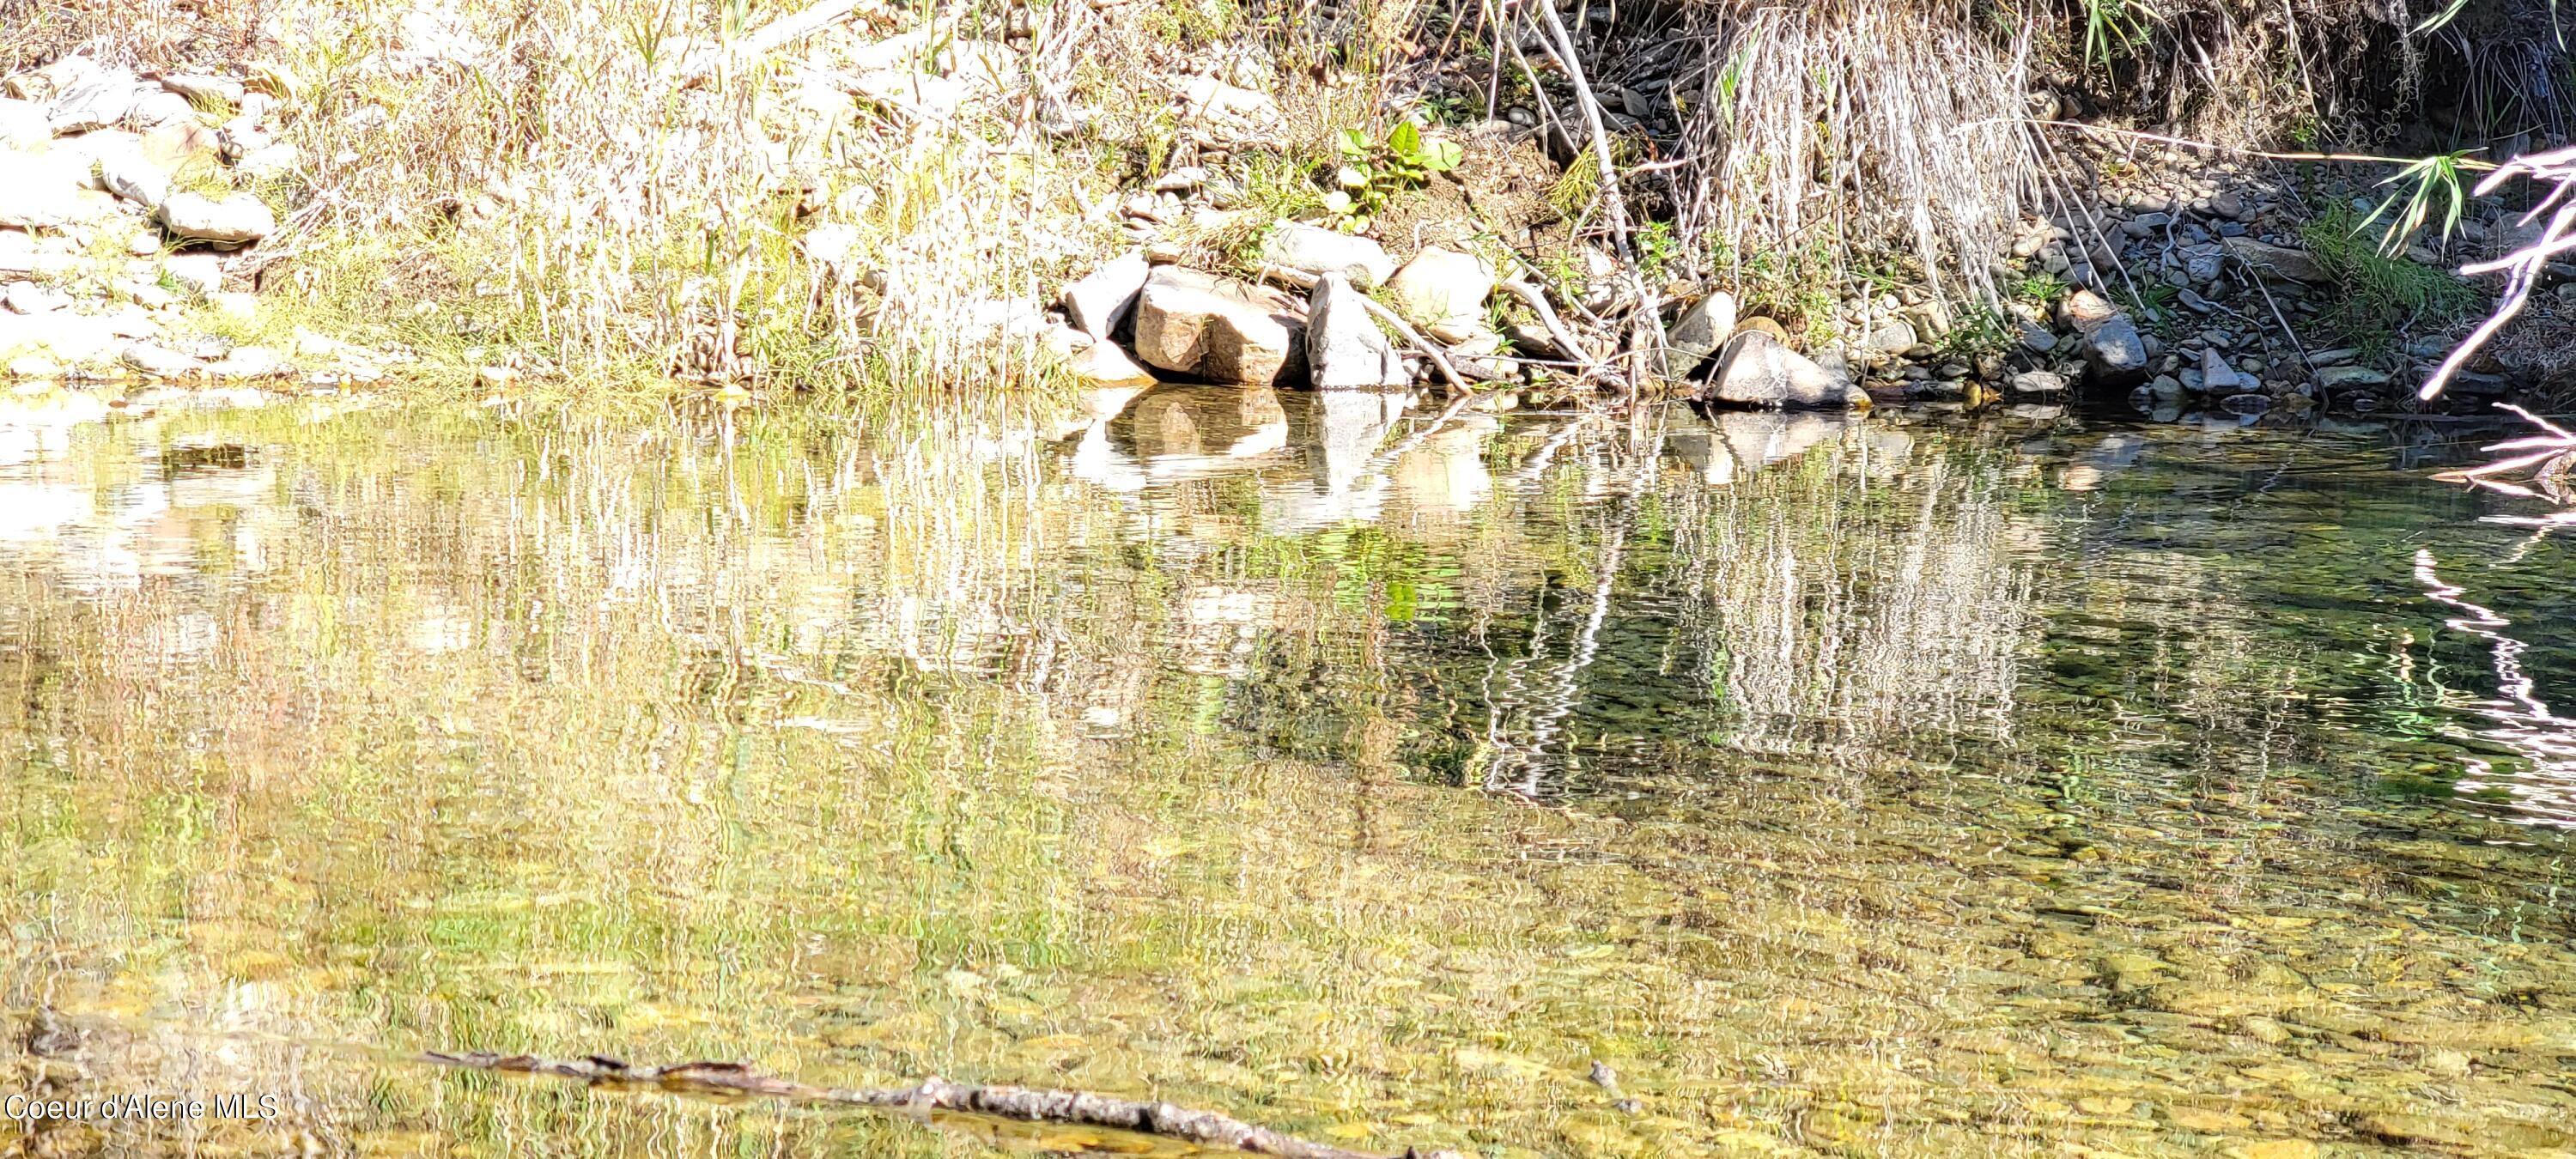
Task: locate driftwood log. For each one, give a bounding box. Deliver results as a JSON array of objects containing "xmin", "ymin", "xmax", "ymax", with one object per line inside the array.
[{"xmin": 425, "ymin": 1051, "xmax": 1455, "ymax": 1159}]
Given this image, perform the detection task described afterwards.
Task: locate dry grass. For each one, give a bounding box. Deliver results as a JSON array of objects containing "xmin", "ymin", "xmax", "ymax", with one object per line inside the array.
[
  {"xmin": 0, "ymin": 0, "xmax": 267, "ymax": 75},
  {"xmin": 1668, "ymin": 0, "xmax": 2036, "ymax": 309}
]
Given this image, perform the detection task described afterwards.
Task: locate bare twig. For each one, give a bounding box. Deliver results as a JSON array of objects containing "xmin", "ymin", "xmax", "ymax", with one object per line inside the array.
[{"xmin": 424, "ymin": 1051, "xmax": 1422, "ymax": 1159}]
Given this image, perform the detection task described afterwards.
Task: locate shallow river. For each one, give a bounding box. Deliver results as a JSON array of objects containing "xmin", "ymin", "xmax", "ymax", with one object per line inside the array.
[{"xmin": 0, "ymin": 383, "xmax": 2571, "ymax": 1156}]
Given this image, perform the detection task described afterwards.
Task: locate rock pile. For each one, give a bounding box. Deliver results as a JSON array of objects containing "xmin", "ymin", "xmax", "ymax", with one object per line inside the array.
[{"xmin": 0, "ymin": 56, "xmax": 361, "ymax": 384}]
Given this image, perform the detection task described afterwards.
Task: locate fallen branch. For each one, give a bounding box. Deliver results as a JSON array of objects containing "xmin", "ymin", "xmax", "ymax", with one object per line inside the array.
[
  {"xmin": 1255, "ymin": 264, "xmax": 1474, "ymax": 395},
  {"xmin": 424, "ymin": 1051, "xmax": 1429, "ymax": 1159},
  {"xmin": 2430, "ymin": 404, "xmax": 2576, "ymax": 501},
  {"xmin": 1499, "ymin": 276, "xmax": 1597, "ymax": 367}
]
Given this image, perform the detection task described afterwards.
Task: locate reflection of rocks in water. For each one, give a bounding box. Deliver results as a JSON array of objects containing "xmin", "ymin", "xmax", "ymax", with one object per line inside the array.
[
  {"xmin": 1042, "ymin": 385, "xmax": 1151, "ymax": 442},
  {"xmin": 1120, "ymin": 385, "xmax": 1290, "ymax": 470},
  {"xmin": 1270, "ymin": 388, "xmax": 1408, "ymax": 530},
  {"xmin": 1663, "ymin": 409, "xmax": 1864, "ymax": 484},
  {"xmin": 1392, "ymin": 413, "xmax": 1496, "ymax": 517},
  {"xmin": 2057, "ymin": 431, "xmax": 2148, "ymax": 492}
]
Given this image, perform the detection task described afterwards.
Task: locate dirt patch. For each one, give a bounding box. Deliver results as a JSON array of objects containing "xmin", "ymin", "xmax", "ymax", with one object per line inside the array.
[{"xmin": 1369, "ymin": 129, "xmax": 1563, "ymax": 263}]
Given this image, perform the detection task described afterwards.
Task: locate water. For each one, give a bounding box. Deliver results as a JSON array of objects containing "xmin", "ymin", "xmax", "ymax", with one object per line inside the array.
[{"xmin": 1, "ymin": 382, "xmax": 2571, "ymax": 1156}]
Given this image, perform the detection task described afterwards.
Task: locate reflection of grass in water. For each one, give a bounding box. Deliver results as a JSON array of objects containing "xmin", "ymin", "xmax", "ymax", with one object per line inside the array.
[{"xmin": 3, "ymin": 404, "xmax": 2574, "ymax": 1156}]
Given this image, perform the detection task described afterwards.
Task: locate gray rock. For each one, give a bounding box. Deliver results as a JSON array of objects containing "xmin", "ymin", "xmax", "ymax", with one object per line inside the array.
[
  {"xmin": 2221, "ymin": 392, "xmax": 2273, "ymax": 415},
  {"xmin": 2020, "ymin": 325, "xmax": 2058, "ymax": 354},
  {"xmin": 1704, "ymin": 330, "xmax": 1869, "ymax": 410},
  {"xmin": 1062, "ymin": 250, "xmax": 1149, "ymax": 342},
  {"xmin": 1263, "ymin": 223, "xmax": 1395, "ymax": 288},
  {"xmin": 158, "ymin": 191, "xmax": 275, "ymax": 246},
  {"xmin": 1385, "ymin": 246, "xmax": 1494, "ymax": 335},
  {"xmin": 125, "ymin": 90, "xmax": 194, "ymax": 129},
  {"xmin": 1305, "ymin": 272, "xmax": 1405, "ymax": 389},
  {"xmin": 1866, "ymin": 319, "xmax": 1917, "ymax": 354},
  {"xmin": 2200, "ymin": 348, "xmax": 2242, "ymax": 393},
  {"xmin": 2316, "ymin": 365, "xmax": 2392, "ymax": 389},
  {"xmin": 1131, "ymin": 264, "xmax": 1306, "ymax": 386},
  {"xmin": 1151, "ymin": 167, "xmax": 1205, "ymax": 194},
  {"xmin": 2208, "ymin": 189, "xmax": 2247, "ymax": 220},
  {"xmin": 206, "ymin": 344, "xmax": 289, "ymax": 379},
  {"xmin": 2222, "ymin": 237, "xmax": 2332, "ymax": 284},
  {"xmin": 2058, "ymin": 289, "xmax": 2150, "ymax": 387},
  {"xmin": 1065, "ymin": 339, "xmax": 1157, "ymax": 387},
  {"xmin": 1659, "ymin": 291, "xmax": 1736, "ymax": 377},
  {"xmin": 2009, "ymin": 370, "xmax": 2069, "ymax": 394},
  {"xmin": 3, "ymin": 281, "xmax": 66, "ymax": 313}
]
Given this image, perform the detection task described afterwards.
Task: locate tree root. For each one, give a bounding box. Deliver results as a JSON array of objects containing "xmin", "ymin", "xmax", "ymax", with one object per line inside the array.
[{"xmin": 424, "ymin": 1050, "xmax": 1448, "ymax": 1159}]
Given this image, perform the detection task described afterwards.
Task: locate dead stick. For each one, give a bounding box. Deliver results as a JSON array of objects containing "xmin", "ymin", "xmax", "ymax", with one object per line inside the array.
[{"xmin": 423, "ymin": 1052, "xmax": 1421, "ymax": 1159}]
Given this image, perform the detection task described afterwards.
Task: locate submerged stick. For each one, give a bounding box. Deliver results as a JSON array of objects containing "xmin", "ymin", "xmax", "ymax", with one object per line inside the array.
[{"xmin": 424, "ymin": 1051, "xmax": 1426, "ymax": 1159}]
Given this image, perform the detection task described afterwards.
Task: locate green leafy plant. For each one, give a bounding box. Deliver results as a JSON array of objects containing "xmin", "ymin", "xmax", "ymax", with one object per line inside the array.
[
  {"xmin": 2361, "ymin": 149, "xmax": 2476, "ymax": 257},
  {"xmin": 1323, "ymin": 121, "xmax": 1463, "ymax": 233},
  {"xmin": 2013, "ymin": 271, "xmax": 2072, "ymax": 306},
  {"xmin": 1633, "ymin": 220, "xmax": 1680, "ymax": 283},
  {"xmin": 2078, "ymin": 0, "xmax": 2160, "ymax": 71}
]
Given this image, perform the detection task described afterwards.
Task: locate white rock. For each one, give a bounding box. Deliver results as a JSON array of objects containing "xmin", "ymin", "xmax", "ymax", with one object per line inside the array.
[
  {"xmin": 46, "ymin": 70, "xmax": 140, "ymax": 135},
  {"xmin": 158, "ymin": 191, "xmax": 275, "ymax": 246},
  {"xmin": 1385, "ymin": 246, "xmax": 1495, "ymax": 335},
  {"xmin": 1062, "ymin": 250, "xmax": 1149, "ymax": 341},
  {"xmin": 122, "ymin": 341, "xmax": 204, "ymax": 378},
  {"xmin": 0, "ymin": 148, "xmax": 88, "ymax": 228},
  {"xmin": 162, "ymin": 253, "xmax": 223, "ymax": 294},
  {"xmin": 97, "ymin": 146, "xmax": 172, "ymax": 209},
  {"xmin": 205, "ymin": 290, "xmax": 258, "ymax": 323},
  {"xmin": 0, "ymin": 97, "xmax": 44, "ymax": 147},
  {"xmin": 1066, "ymin": 339, "xmax": 1157, "ymax": 387},
  {"xmin": 233, "ymin": 141, "xmax": 297, "ymax": 180},
  {"xmin": 1261, "ymin": 223, "xmax": 1395, "ymax": 288},
  {"xmin": 1306, "ymin": 272, "xmax": 1405, "ymax": 389}
]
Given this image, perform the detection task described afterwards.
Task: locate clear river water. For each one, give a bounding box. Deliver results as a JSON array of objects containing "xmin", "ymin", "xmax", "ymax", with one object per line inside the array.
[{"xmin": 0, "ymin": 382, "xmax": 2570, "ymax": 1156}]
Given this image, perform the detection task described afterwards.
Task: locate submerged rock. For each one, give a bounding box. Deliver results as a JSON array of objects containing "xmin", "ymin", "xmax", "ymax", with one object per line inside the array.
[
  {"xmin": 1305, "ymin": 272, "xmax": 1406, "ymax": 389},
  {"xmin": 1132, "ymin": 265, "xmax": 1305, "ymax": 386},
  {"xmin": 1704, "ymin": 330, "xmax": 1868, "ymax": 410}
]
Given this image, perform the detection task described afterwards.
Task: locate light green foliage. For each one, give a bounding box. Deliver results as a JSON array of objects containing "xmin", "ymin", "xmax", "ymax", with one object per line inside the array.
[
  {"xmin": 1322, "ymin": 120, "xmax": 1463, "ymax": 234},
  {"xmin": 2080, "ymin": 0, "xmax": 2162, "ymax": 70},
  {"xmin": 1937, "ymin": 305, "xmax": 2013, "ymax": 362},
  {"xmin": 2362, "ymin": 149, "xmax": 2476, "ymax": 256},
  {"xmin": 2014, "ymin": 271, "xmax": 2073, "ymax": 306},
  {"xmin": 2302, "ymin": 203, "xmax": 2482, "ymax": 355}
]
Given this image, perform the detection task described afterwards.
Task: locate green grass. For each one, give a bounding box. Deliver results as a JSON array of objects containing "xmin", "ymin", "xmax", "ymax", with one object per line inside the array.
[{"xmin": 2300, "ymin": 203, "xmax": 2484, "ymax": 357}]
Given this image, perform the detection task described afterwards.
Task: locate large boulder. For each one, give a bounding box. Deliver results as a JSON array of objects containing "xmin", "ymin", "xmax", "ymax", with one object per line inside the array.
[
  {"xmin": 1385, "ymin": 246, "xmax": 1494, "ymax": 340},
  {"xmin": 1261, "ymin": 223, "xmax": 1394, "ymax": 288},
  {"xmin": 1305, "ymin": 272, "xmax": 1406, "ymax": 389},
  {"xmin": 97, "ymin": 146, "xmax": 172, "ymax": 209},
  {"xmin": 158, "ymin": 191, "xmax": 275, "ymax": 246},
  {"xmin": 2058, "ymin": 289, "xmax": 2148, "ymax": 387},
  {"xmin": 1062, "ymin": 250, "xmax": 1148, "ymax": 341},
  {"xmin": 1704, "ymin": 330, "xmax": 1868, "ymax": 410},
  {"xmin": 1658, "ymin": 290, "xmax": 1736, "ymax": 378},
  {"xmin": 1132, "ymin": 265, "xmax": 1306, "ymax": 386}
]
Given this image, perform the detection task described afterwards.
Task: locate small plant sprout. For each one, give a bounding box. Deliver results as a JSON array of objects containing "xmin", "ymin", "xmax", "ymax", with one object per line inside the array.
[
  {"xmin": 2080, "ymin": 0, "xmax": 2162, "ymax": 71},
  {"xmin": 2361, "ymin": 149, "xmax": 2480, "ymax": 257},
  {"xmin": 1323, "ymin": 121, "xmax": 1463, "ymax": 233}
]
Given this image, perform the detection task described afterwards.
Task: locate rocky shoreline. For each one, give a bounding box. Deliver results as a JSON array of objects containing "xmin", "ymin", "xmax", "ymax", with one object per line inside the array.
[{"xmin": 0, "ymin": 12, "xmax": 2554, "ymax": 419}]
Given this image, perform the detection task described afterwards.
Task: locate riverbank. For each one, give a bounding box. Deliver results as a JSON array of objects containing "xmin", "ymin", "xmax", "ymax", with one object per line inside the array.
[{"xmin": 0, "ymin": 1, "xmax": 2565, "ymax": 416}]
